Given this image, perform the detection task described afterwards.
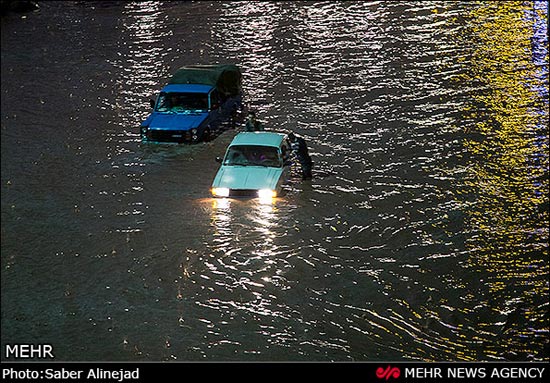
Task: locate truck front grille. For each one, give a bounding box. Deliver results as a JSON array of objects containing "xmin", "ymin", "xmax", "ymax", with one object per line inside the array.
[{"xmin": 147, "ymin": 130, "xmax": 191, "ymax": 143}]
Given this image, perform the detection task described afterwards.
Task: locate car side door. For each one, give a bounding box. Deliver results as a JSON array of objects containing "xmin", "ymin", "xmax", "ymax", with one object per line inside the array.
[{"xmin": 208, "ymin": 89, "xmax": 222, "ymax": 125}]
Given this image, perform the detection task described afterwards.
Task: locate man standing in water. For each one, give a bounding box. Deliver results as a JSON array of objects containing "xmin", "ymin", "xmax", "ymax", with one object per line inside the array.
[
  {"xmin": 245, "ymin": 111, "xmax": 264, "ymax": 131},
  {"xmin": 287, "ymin": 132, "xmax": 313, "ymax": 180}
]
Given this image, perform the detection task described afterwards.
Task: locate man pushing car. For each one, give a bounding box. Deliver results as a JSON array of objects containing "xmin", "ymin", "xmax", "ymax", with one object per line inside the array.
[{"xmin": 287, "ymin": 132, "xmax": 313, "ymax": 180}]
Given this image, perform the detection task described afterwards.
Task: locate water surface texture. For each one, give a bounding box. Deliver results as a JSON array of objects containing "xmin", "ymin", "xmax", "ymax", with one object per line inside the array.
[{"xmin": 1, "ymin": 1, "xmax": 548, "ymax": 361}]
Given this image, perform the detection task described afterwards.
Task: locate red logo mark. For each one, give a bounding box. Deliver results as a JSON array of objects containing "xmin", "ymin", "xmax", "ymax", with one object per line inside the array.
[{"xmin": 376, "ymin": 365, "xmax": 401, "ymax": 380}]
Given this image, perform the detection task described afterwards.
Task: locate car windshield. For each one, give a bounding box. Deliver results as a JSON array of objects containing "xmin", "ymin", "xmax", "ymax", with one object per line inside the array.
[
  {"xmin": 155, "ymin": 92, "xmax": 208, "ymax": 113},
  {"xmin": 224, "ymin": 145, "xmax": 282, "ymax": 167}
]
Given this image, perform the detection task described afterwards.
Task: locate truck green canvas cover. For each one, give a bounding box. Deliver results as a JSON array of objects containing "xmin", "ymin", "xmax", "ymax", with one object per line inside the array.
[{"xmin": 169, "ymin": 64, "xmax": 242, "ymax": 97}]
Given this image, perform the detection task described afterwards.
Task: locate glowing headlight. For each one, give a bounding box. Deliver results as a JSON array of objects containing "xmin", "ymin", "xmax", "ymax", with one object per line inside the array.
[
  {"xmin": 258, "ymin": 189, "xmax": 277, "ymax": 199},
  {"xmin": 212, "ymin": 187, "xmax": 230, "ymax": 197}
]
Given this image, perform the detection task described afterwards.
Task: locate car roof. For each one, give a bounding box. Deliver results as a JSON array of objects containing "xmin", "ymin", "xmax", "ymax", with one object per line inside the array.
[
  {"xmin": 160, "ymin": 84, "xmax": 214, "ymax": 93},
  {"xmin": 229, "ymin": 132, "xmax": 287, "ymax": 148}
]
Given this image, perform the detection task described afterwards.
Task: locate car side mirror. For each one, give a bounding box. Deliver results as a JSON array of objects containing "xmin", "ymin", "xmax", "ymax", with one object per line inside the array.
[
  {"xmin": 149, "ymin": 99, "xmax": 155, "ymax": 108},
  {"xmin": 215, "ymin": 157, "xmax": 223, "ymax": 163}
]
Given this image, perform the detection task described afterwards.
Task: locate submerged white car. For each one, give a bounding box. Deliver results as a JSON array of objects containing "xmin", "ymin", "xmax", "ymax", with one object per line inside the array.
[{"xmin": 211, "ymin": 132, "xmax": 291, "ymax": 198}]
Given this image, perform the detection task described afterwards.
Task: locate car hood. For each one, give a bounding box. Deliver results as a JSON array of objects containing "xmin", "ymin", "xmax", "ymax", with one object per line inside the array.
[
  {"xmin": 212, "ymin": 166, "xmax": 283, "ymax": 190},
  {"xmin": 148, "ymin": 112, "xmax": 208, "ymax": 131}
]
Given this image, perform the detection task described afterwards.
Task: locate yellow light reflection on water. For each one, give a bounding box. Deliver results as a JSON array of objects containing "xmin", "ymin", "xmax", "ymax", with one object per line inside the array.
[
  {"xmin": 460, "ymin": 1, "xmax": 548, "ymax": 278},
  {"xmin": 454, "ymin": 0, "xmax": 548, "ymax": 360},
  {"xmin": 206, "ymin": 197, "xmax": 284, "ymax": 329},
  {"xmin": 210, "ymin": 197, "xmax": 279, "ymax": 252}
]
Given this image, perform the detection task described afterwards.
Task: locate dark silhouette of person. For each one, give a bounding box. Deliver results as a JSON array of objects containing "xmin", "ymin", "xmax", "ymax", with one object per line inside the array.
[
  {"xmin": 245, "ymin": 111, "xmax": 264, "ymax": 131},
  {"xmin": 287, "ymin": 132, "xmax": 313, "ymax": 180}
]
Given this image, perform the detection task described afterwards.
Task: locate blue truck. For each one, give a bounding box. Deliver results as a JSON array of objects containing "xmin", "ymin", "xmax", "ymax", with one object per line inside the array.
[{"xmin": 140, "ymin": 64, "xmax": 243, "ymax": 143}]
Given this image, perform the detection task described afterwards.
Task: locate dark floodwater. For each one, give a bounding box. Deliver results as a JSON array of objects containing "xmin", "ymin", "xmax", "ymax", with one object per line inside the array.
[{"xmin": 1, "ymin": 1, "xmax": 548, "ymax": 361}]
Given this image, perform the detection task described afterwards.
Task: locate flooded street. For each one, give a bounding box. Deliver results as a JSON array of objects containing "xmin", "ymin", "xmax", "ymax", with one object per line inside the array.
[{"xmin": 1, "ymin": 1, "xmax": 548, "ymax": 361}]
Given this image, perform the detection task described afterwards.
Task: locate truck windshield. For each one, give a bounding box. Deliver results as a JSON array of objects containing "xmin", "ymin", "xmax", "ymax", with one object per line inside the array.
[
  {"xmin": 155, "ymin": 92, "xmax": 209, "ymax": 113},
  {"xmin": 224, "ymin": 145, "xmax": 282, "ymax": 167}
]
